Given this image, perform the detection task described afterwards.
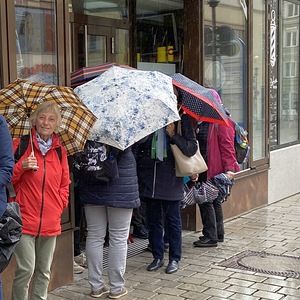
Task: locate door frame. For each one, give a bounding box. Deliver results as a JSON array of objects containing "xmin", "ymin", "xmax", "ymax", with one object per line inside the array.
[{"xmin": 70, "ymin": 13, "xmax": 131, "ymax": 71}]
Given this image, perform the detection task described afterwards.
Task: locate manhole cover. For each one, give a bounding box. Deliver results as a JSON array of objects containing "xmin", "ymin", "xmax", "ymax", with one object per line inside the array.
[{"xmin": 219, "ymin": 250, "xmax": 300, "ymax": 278}]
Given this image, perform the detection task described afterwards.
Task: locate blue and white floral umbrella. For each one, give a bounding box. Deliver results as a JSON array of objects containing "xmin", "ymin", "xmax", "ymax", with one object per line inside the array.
[{"xmin": 74, "ymin": 66, "xmax": 180, "ymax": 150}]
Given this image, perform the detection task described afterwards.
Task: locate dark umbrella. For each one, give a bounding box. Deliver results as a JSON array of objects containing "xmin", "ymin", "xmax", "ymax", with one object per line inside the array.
[
  {"xmin": 0, "ymin": 202, "xmax": 22, "ymax": 273},
  {"xmin": 171, "ymin": 73, "xmax": 229, "ymax": 126},
  {"xmin": 70, "ymin": 62, "xmax": 134, "ymax": 88}
]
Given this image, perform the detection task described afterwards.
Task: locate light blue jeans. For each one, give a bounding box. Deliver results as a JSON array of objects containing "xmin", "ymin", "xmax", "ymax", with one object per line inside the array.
[
  {"xmin": 84, "ymin": 205, "xmax": 132, "ymax": 294},
  {"xmin": 12, "ymin": 234, "xmax": 57, "ymax": 300}
]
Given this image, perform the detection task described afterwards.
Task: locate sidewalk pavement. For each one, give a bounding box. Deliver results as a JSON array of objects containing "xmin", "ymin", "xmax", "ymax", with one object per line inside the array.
[{"xmin": 48, "ymin": 194, "xmax": 300, "ymax": 300}]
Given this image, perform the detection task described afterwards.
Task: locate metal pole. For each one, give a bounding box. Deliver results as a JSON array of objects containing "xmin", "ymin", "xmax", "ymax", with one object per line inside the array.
[{"xmin": 208, "ymin": 0, "xmax": 220, "ymax": 89}]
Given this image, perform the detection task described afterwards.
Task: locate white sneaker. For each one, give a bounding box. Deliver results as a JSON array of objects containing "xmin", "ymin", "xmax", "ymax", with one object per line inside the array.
[
  {"xmin": 73, "ymin": 261, "xmax": 85, "ymax": 274},
  {"xmin": 74, "ymin": 252, "xmax": 87, "ymax": 267}
]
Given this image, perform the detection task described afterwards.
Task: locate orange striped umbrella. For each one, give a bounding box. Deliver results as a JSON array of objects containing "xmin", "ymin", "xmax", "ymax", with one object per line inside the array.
[
  {"xmin": 0, "ymin": 78, "xmax": 97, "ymax": 155},
  {"xmin": 70, "ymin": 62, "xmax": 134, "ymax": 88}
]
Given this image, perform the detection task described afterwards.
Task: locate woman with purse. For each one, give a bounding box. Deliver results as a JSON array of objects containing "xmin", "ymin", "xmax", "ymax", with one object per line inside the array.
[{"xmin": 135, "ymin": 109, "xmax": 197, "ymax": 274}]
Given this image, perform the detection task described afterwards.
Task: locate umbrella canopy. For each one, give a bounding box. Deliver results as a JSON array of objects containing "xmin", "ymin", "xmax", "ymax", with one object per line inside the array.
[
  {"xmin": 0, "ymin": 79, "xmax": 97, "ymax": 156},
  {"xmin": 171, "ymin": 73, "xmax": 229, "ymax": 126},
  {"xmin": 71, "ymin": 62, "xmax": 134, "ymax": 88},
  {"xmin": 74, "ymin": 66, "xmax": 180, "ymax": 150}
]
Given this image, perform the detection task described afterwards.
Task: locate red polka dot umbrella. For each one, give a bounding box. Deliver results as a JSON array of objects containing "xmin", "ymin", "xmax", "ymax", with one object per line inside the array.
[{"xmin": 171, "ymin": 73, "xmax": 229, "ymax": 126}]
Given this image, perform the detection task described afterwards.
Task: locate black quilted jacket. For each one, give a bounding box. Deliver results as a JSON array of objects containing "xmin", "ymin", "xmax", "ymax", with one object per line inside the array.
[{"xmin": 134, "ymin": 114, "xmax": 197, "ymax": 201}]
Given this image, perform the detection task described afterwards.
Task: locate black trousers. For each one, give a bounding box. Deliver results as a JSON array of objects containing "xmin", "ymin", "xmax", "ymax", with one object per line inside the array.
[
  {"xmin": 131, "ymin": 200, "xmax": 147, "ymax": 231},
  {"xmin": 198, "ymin": 198, "xmax": 224, "ymax": 241}
]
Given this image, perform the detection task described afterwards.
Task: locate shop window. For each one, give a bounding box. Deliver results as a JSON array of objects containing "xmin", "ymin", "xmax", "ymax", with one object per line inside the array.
[
  {"xmin": 251, "ymin": 0, "xmax": 267, "ymax": 161},
  {"xmin": 279, "ymin": 0, "xmax": 300, "ymax": 145},
  {"xmin": 204, "ymin": 1, "xmax": 267, "ymax": 166},
  {"xmin": 15, "ymin": 1, "xmax": 58, "ymax": 85},
  {"xmin": 136, "ymin": 0, "xmax": 183, "ymax": 74}
]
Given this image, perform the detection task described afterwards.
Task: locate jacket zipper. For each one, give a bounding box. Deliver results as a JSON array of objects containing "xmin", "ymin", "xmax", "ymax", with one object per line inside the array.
[
  {"xmin": 37, "ymin": 156, "xmax": 46, "ymax": 235},
  {"xmin": 151, "ymin": 161, "xmax": 157, "ymax": 198}
]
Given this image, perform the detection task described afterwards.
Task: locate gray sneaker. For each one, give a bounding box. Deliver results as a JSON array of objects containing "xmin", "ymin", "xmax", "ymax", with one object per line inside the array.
[
  {"xmin": 73, "ymin": 261, "xmax": 85, "ymax": 274},
  {"xmin": 109, "ymin": 287, "xmax": 128, "ymax": 299},
  {"xmin": 91, "ymin": 286, "xmax": 109, "ymax": 298}
]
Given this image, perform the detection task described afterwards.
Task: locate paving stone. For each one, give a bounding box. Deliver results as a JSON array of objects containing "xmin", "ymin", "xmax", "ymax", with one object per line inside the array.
[
  {"xmin": 252, "ymin": 290, "xmax": 285, "ymax": 299},
  {"xmin": 229, "ymin": 293, "xmax": 260, "ymax": 300},
  {"xmin": 277, "ymin": 287, "xmax": 300, "ymax": 297},
  {"xmin": 202, "ymin": 287, "xmax": 234, "ymax": 298}
]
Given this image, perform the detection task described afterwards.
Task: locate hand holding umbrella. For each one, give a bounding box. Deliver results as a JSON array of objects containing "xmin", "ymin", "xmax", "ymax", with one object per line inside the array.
[{"xmin": 22, "ymin": 154, "xmax": 39, "ymax": 171}]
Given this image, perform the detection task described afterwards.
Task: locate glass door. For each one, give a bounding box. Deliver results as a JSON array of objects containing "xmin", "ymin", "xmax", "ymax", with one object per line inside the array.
[{"xmin": 71, "ymin": 23, "xmax": 113, "ymax": 71}]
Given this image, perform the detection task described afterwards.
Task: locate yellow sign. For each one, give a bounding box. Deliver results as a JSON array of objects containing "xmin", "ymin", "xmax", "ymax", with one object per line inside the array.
[{"xmin": 157, "ymin": 47, "xmax": 167, "ymax": 62}]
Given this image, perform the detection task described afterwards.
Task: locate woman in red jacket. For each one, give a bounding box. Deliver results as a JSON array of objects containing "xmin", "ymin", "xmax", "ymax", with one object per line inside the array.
[{"xmin": 11, "ymin": 101, "xmax": 70, "ymax": 300}]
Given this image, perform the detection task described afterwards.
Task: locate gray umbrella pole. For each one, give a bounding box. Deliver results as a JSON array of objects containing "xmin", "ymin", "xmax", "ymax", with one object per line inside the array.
[{"xmin": 29, "ymin": 128, "xmax": 35, "ymax": 157}]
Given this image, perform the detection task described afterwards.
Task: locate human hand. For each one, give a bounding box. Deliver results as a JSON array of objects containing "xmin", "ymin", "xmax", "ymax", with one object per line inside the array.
[
  {"xmin": 166, "ymin": 123, "xmax": 175, "ymax": 137},
  {"xmin": 22, "ymin": 153, "xmax": 39, "ymax": 171},
  {"xmin": 225, "ymin": 171, "xmax": 234, "ymax": 180},
  {"xmin": 190, "ymin": 174, "xmax": 199, "ymax": 182}
]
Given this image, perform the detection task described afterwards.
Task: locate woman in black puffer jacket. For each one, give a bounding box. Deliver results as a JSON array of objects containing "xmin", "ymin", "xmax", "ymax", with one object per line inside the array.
[
  {"xmin": 135, "ymin": 112, "xmax": 197, "ymax": 274},
  {"xmin": 77, "ymin": 146, "xmax": 140, "ymax": 298}
]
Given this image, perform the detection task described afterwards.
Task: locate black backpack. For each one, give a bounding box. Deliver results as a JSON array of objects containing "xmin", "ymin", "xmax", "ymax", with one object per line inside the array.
[{"xmin": 73, "ymin": 140, "xmax": 119, "ymax": 185}]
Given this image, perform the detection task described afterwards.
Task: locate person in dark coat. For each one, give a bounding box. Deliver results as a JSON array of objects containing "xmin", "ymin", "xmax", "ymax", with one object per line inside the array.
[
  {"xmin": 0, "ymin": 115, "xmax": 14, "ymax": 300},
  {"xmin": 135, "ymin": 112, "xmax": 197, "ymax": 274},
  {"xmin": 77, "ymin": 146, "xmax": 140, "ymax": 299}
]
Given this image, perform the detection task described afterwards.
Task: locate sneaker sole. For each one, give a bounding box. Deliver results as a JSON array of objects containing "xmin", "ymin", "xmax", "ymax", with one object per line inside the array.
[
  {"xmin": 91, "ymin": 290, "xmax": 109, "ymax": 298},
  {"xmin": 108, "ymin": 289, "xmax": 128, "ymax": 299},
  {"xmin": 193, "ymin": 242, "xmax": 218, "ymax": 247}
]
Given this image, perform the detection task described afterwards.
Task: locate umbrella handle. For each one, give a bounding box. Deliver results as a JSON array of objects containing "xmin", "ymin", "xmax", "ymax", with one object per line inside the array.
[
  {"xmin": 29, "ymin": 129, "xmax": 38, "ymax": 171},
  {"xmin": 29, "ymin": 128, "xmax": 35, "ymax": 157}
]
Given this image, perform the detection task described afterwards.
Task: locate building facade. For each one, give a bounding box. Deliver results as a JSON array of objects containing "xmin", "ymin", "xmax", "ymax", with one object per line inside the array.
[{"xmin": 0, "ymin": 0, "xmax": 299, "ymax": 297}]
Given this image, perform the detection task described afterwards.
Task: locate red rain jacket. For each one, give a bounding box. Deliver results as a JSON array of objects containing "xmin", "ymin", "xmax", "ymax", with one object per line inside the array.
[
  {"xmin": 206, "ymin": 118, "xmax": 240, "ymax": 179},
  {"xmin": 10, "ymin": 128, "xmax": 70, "ymax": 236}
]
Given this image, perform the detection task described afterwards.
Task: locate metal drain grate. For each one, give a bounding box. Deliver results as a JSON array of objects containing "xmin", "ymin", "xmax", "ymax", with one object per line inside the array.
[
  {"xmin": 103, "ymin": 238, "xmax": 149, "ymax": 269},
  {"xmin": 218, "ymin": 250, "xmax": 300, "ymax": 278}
]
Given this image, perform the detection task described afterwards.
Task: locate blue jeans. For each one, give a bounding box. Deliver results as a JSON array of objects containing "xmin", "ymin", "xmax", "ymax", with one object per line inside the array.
[{"xmin": 145, "ymin": 198, "xmax": 182, "ymax": 262}]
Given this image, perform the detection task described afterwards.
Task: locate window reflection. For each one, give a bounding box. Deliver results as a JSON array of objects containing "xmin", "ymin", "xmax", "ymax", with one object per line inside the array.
[
  {"xmin": 279, "ymin": 1, "xmax": 299, "ymax": 144},
  {"xmin": 204, "ymin": 1, "xmax": 250, "ymax": 167},
  {"xmin": 69, "ymin": 0, "xmax": 128, "ymax": 20},
  {"xmin": 136, "ymin": 0, "xmax": 183, "ymax": 74},
  {"xmin": 15, "ymin": 1, "xmax": 58, "ymax": 85},
  {"xmin": 252, "ymin": 1, "xmax": 266, "ymax": 160},
  {"xmin": 116, "ymin": 29, "xmax": 129, "ymax": 65}
]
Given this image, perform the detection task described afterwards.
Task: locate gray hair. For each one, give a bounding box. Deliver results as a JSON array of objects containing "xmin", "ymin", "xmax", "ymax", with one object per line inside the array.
[{"xmin": 29, "ymin": 101, "xmax": 62, "ymax": 129}]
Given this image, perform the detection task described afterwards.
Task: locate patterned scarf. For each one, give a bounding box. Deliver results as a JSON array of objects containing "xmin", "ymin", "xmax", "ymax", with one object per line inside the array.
[
  {"xmin": 151, "ymin": 127, "xmax": 167, "ymax": 161},
  {"xmin": 36, "ymin": 133, "xmax": 53, "ymax": 156}
]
